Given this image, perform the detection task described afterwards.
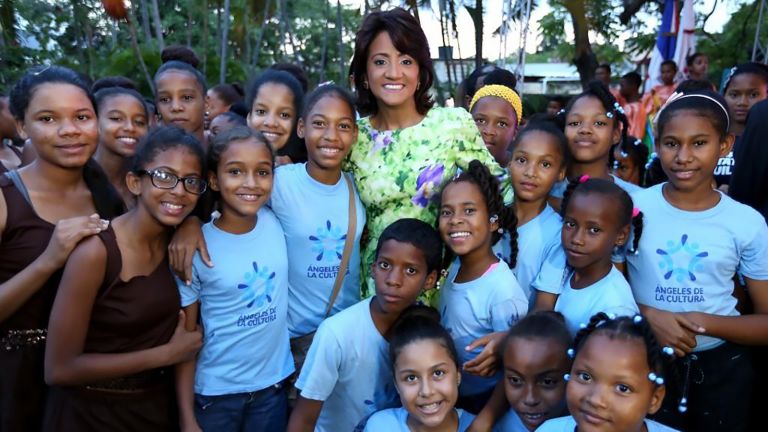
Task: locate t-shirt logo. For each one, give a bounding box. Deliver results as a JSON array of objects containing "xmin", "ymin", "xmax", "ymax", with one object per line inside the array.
[
  {"xmin": 238, "ymin": 261, "xmax": 276, "ymax": 308},
  {"xmin": 657, "ymin": 234, "xmax": 709, "ymax": 282},
  {"xmin": 310, "ymin": 220, "xmax": 346, "ymax": 262}
]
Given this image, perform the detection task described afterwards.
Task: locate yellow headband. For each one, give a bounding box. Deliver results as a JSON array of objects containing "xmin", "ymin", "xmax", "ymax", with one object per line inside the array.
[{"xmin": 469, "ymin": 84, "xmax": 523, "ymax": 124}]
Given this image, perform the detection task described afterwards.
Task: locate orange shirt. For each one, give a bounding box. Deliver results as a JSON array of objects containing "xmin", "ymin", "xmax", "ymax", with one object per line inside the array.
[
  {"xmin": 642, "ymin": 84, "xmax": 676, "ymax": 118},
  {"xmin": 623, "ymin": 100, "xmax": 646, "ymax": 139}
]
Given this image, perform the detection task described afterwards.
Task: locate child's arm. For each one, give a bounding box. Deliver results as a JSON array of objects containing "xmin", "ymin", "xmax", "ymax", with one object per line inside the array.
[
  {"xmin": 175, "ymin": 301, "xmax": 201, "ymax": 432},
  {"xmin": 463, "ymin": 331, "xmax": 506, "ymax": 377},
  {"xmin": 533, "ymin": 291, "xmax": 558, "ymax": 311},
  {"xmin": 683, "ymin": 278, "xmax": 768, "ymax": 345},
  {"xmin": 287, "ymin": 396, "xmax": 324, "ymax": 432},
  {"xmin": 45, "ymin": 237, "xmax": 203, "ymax": 385},
  {"xmin": 639, "ymin": 304, "xmax": 704, "ymax": 357},
  {"xmin": 169, "ymin": 217, "xmax": 212, "ymax": 285},
  {"xmin": 467, "ymin": 380, "xmax": 508, "ymax": 432}
]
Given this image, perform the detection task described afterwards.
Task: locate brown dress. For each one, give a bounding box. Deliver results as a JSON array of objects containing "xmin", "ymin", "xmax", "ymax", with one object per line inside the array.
[
  {"xmin": 42, "ymin": 225, "xmax": 181, "ymax": 432},
  {"xmin": 0, "ymin": 171, "xmax": 61, "ymax": 432}
]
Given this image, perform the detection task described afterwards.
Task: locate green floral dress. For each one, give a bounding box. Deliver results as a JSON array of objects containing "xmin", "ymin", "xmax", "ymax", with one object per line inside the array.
[{"xmin": 345, "ymin": 107, "xmax": 510, "ymax": 300}]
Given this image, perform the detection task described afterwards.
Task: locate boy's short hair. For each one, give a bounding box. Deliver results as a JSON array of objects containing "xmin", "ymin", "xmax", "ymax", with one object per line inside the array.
[{"xmin": 374, "ymin": 218, "xmax": 442, "ymax": 274}]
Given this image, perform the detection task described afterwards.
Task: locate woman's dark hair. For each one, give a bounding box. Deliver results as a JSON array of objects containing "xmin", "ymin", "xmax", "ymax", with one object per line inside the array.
[
  {"xmin": 613, "ymin": 135, "xmax": 649, "ymax": 187},
  {"xmin": 245, "ymin": 69, "xmax": 306, "ymax": 163},
  {"xmin": 560, "ymin": 177, "xmax": 643, "ymax": 254},
  {"xmin": 375, "ymin": 218, "xmax": 442, "ymax": 274},
  {"xmin": 92, "ymin": 76, "xmax": 137, "ymax": 93},
  {"xmin": 229, "ymin": 102, "xmax": 249, "ymax": 118},
  {"xmin": 270, "ymin": 63, "xmax": 310, "ymax": 93},
  {"xmin": 437, "ymin": 160, "xmax": 518, "ymax": 272},
  {"xmin": 511, "ymin": 120, "xmax": 570, "ymax": 168},
  {"xmin": 482, "ymin": 68, "xmax": 517, "ymax": 91},
  {"xmin": 621, "ymin": 72, "xmax": 642, "ymax": 91},
  {"xmin": 213, "ymin": 111, "xmax": 247, "ymax": 126},
  {"xmin": 388, "ymin": 305, "xmax": 458, "ymax": 368},
  {"xmin": 560, "ymin": 80, "xmax": 628, "ymax": 150},
  {"xmin": 209, "ymin": 83, "xmax": 244, "ymax": 106},
  {"xmin": 674, "ymin": 79, "xmax": 716, "ymax": 93},
  {"xmin": 350, "ymin": 7, "xmax": 435, "ymax": 116},
  {"xmin": 573, "ymin": 312, "xmax": 674, "ymax": 393},
  {"xmin": 465, "ymin": 64, "xmax": 498, "ymax": 100},
  {"xmin": 661, "ymin": 59, "xmax": 678, "ymax": 71},
  {"xmin": 723, "ymin": 62, "xmax": 768, "ymax": 93},
  {"xmin": 656, "ymin": 90, "xmax": 730, "ymax": 141},
  {"xmin": 730, "ymin": 99, "xmax": 768, "ymax": 220},
  {"xmin": 154, "ymin": 46, "xmax": 207, "ymax": 93},
  {"xmin": 301, "ymin": 84, "xmax": 356, "ymax": 119},
  {"xmin": 686, "ymin": 52, "xmax": 706, "ymax": 67},
  {"xmin": 499, "ymin": 311, "xmax": 572, "ymax": 363},
  {"xmin": 207, "ymin": 125, "xmax": 273, "ymax": 175},
  {"xmin": 93, "ymin": 76, "xmax": 148, "ymax": 119},
  {"xmin": 9, "ymin": 65, "xmax": 123, "ymax": 218},
  {"xmin": 131, "ymin": 125, "xmax": 206, "ymax": 174}
]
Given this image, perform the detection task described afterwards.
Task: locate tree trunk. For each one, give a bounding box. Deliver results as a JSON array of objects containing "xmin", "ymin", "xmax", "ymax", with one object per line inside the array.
[
  {"xmin": 465, "ymin": 0, "xmax": 483, "ymax": 69},
  {"xmin": 319, "ymin": 0, "xmax": 331, "ymax": 83},
  {"xmin": 0, "ymin": 0, "xmax": 17, "ymax": 47},
  {"xmin": 253, "ymin": 0, "xmax": 272, "ymax": 67},
  {"xmin": 282, "ymin": 0, "xmax": 303, "ymax": 67},
  {"xmin": 337, "ymin": 0, "xmax": 344, "ymax": 82},
  {"xmin": 138, "ymin": 0, "xmax": 152, "ymax": 43},
  {"xmin": 219, "ymin": 0, "xmax": 230, "ymax": 84},
  {"xmin": 186, "ymin": 0, "xmax": 193, "ymax": 47},
  {"xmin": 202, "ymin": 0, "xmax": 208, "ymax": 75},
  {"xmin": 150, "ymin": 0, "xmax": 164, "ymax": 50},
  {"xmin": 126, "ymin": 12, "xmax": 155, "ymax": 94},
  {"xmin": 562, "ymin": 0, "xmax": 598, "ymax": 87},
  {"xmin": 215, "ymin": 0, "xmax": 222, "ymax": 57}
]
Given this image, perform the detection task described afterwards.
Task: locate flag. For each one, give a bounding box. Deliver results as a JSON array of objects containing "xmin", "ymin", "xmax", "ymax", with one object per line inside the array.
[
  {"xmin": 645, "ymin": 0, "xmax": 679, "ymax": 92},
  {"xmin": 674, "ymin": 0, "xmax": 697, "ymax": 81}
]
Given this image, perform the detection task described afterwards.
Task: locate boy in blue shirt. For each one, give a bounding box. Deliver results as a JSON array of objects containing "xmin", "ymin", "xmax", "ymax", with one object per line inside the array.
[{"xmin": 287, "ymin": 219, "xmax": 442, "ymax": 432}]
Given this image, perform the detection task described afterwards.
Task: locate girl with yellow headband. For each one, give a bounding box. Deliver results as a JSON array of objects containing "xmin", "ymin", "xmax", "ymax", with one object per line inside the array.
[{"xmin": 469, "ymin": 84, "xmax": 523, "ymax": 166}]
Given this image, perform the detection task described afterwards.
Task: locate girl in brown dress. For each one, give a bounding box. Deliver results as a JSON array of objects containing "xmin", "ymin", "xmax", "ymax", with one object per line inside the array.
[
  {"xmin": 0, "ymin": 65, "xmax": 123, "ymax": 431},
  {"xmin": 43, "ymin": 126, "xmax": 206, "ymax": 431}
]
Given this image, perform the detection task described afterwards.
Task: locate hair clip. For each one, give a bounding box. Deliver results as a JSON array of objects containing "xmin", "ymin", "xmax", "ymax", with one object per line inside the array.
[
  {"xmin": 497, "ymin": 227, "xmax": 504, "ymax": 234},
  {"xmin": 614, "ymin": 102, "xmax": 621, "ymax": 109},
  {"xmin": 557, "ymin": 108, "xmax": 565, "ymax": 115},
  {"xmin": 620, "ymin": 151, "xmax": 629, "ymax": 158},
  {"xmin": 563, "ymin": 373, "xmax": 571, "ymax": 382},
  {"xmin": 578, "ymin": 174, "xmax": 590, "ymax": 183},
  {"xmin": 648, "ymin": 372, "xmax": 665, "ymax": 385},
  {"xmin": 678, "ymin": 397, "xmax": 688, "ymax": 413},
  {"xmin": 606, "ymin": 112, "xmax": 614, "ymax": 119},
  {"xmin": 633, "ymin": 315, "xmax": 643, "ymax": 324},
  {"xmin": 634, "ymin": 139, "xmax": 642, "ymax": 146},
  {"xmin": 612, "ymin": 160, "xmax": 620, "ymax": 170},
  {"xmin": 632, "ymin": 207, "xmax": 640, "ymax": 218},
  {"xmin": 662, "ymin": 346, "xmax": 675, "ymax": 356},
  {"xmin": 579, "ymin": 322, "xmax": 587, "ymax": 329},
  {"xmin": 490, "ymin": 215, "xmax": 499, "ymax": 224},
  {"xmin": 567, "ymin": 348, "xmax": 575, "ymax": 359},
  {"xmin": 440, "ymin": 269, "xmax": 449, "ymax": 278}
]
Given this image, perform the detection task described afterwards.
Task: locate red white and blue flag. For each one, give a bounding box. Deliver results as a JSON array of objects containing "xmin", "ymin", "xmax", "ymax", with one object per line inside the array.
[{"xmin": 645, "ymin": 0, "xmax": 679, "ymax": 92}]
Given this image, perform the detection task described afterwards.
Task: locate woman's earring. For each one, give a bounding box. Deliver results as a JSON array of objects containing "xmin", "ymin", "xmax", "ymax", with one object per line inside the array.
[
  {"xmin": 362, "ymin": 81, "xmax": 369, "ymax": 90},
  {"xmin": 416, "ymin": 82, "xmax": 421, "ymax": 91}
]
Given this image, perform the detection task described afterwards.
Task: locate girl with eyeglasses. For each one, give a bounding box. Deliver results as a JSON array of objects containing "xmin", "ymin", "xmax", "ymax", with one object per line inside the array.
[{"xmin": 42, "ymin": 126, "xmax": 205, "ymax": 431}]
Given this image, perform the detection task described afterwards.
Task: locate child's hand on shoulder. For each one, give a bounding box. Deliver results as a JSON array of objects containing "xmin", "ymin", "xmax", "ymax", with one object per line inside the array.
[{"xmin": 463, "ymin": 331, "xmax": 506, "ymax": 377}]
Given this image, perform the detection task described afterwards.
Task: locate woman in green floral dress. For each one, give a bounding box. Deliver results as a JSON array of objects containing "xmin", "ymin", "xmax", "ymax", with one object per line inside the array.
[{"xmin": 346, "ymin": 8, "xmax": 508, "ymax": 298}]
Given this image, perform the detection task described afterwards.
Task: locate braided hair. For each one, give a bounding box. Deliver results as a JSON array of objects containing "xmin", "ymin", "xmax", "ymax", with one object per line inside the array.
[
  {"xmin": 572, "ymin": 312, "xmax": 675, "ymax": 395},
  {"xmin": 613, "ymin": 135, "xmax": 649, "ymax": 187},
  {"xmin": 560, "ymin": 177, "xmax": 643, "ymax": 254},
  {"xmin": 558, "ymin": 80, "xmax": 628, "ymax": 157},
  {"xmin": 436, "ymin": 160, "xmax": 518, "ymax": 275}
]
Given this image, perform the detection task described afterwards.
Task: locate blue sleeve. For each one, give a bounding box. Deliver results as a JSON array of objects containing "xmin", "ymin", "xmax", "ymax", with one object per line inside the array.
[
  {"xmin": 739, "ymin": 219, "xmax": 768, "ymax": 280},
  {"xmin": 532, "ymin": 246, "xmax": 567, "ymax": 295},
  {"xmin": 177, "ymin": 254, "xmax": 202, "ymax": 307},
  {"xmin": 295, "ymin": 320, "xmax": 343, "ymax": 402}
]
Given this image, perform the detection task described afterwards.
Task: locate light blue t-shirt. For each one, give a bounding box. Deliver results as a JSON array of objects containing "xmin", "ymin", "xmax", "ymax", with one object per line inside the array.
[
  {"xmin": 270, "ymin": 163, "xmax": 366, "ymax": 337},
  {"xmin": 296, "ymin": 297, "xmax": 399, "ymax": 432},
  {"xmin": 621, "ymin": 184, "xmax": 768, "ymax": 351},
  {"xmin": 364, "ymin": 407, "xmax": 475, "ymax": 431},
  {"xmin": 554, "ymin": 266, "xmax": 639, "ymax": 336},
  {"xmin": 550, "ymin": 174, "xmax": 642, "ymax": 199},
  {"xmin": 439, "ymin": 261, "xmax": 528, "ymax": 396},
  {"xmin": 494, "ymin": 410, "xmax": 529, "ymax": 432},
  {"xmin": 494, "ymin": 205, "xmax": 565, "ymax": 305},
  {"xmin": 536, "ymin": 415, "xmax": 679, "ymax": 431},
  {"xmin": 178, "ymin": 208, "xmax": 294, "ymax": 395}
]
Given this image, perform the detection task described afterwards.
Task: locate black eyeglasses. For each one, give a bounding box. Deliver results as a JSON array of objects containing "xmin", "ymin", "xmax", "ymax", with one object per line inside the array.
[{"xmin": 136, "ymin": 169, "xmax": 207, "ymax": 195}]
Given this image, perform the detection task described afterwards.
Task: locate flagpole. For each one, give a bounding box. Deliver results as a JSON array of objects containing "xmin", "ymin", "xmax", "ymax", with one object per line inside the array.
[{"xmin": 753, "ymin": 0, "xmax": 766, "ymax": 61}]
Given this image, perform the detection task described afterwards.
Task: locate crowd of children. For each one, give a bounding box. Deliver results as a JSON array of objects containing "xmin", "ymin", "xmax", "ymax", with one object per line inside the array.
[{"xmin": 1, "ymin": 6, "xmax": 767, "ymax": 432}]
